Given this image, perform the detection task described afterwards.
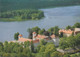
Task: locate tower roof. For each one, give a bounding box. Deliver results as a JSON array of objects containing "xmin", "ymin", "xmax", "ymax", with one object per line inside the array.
[
  {"xmin": 32, "ymin": 32, "xmax": 36, "ymax": 34},
  {"xmin": 18, "ymin": 34, "xmax": 23, "ymax": 37}
]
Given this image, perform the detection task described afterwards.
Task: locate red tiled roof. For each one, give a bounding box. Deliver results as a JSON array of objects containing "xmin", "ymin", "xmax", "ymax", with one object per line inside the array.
[
  {"xmin": 18, "ymin": 38, "xmax": 39, "ymax": 43},
  {"xmin": 59, "ymin": 29, "xmax": 73, "ymax": 34},
  {"xmin": 33, "ymin": 39, "xmax": 39, "ymax": 43},
  {"xmin": 32, "ymin": 32, "xmax": 36, "ymax": 34},
  {"xmin": 36, "ymin": 34, "xmax": 46, "ymax": 39},
  {"xmin": 50, "ymin": 34, "xmax": 55, "ymax": 38},
  {"xmin": 18, "ymin": 34, "xmax": 23, "ymax": 37},
  {"xmin": 18, "ymin": 38, "xmax": 32, "ymax": 42}
]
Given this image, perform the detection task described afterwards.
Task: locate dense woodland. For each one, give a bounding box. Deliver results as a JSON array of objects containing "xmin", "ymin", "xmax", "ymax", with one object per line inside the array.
[
  {"xmin": 1, "ymin": 0, "xmax": 80, "ymax": 12},
  {"xmin": 0, "ymin": 0, "xmax": 80, "ymax": 21},
  {"xmin": 0, "ymin": 34, "xmax": 80, "ymax": 57},
  {"xmin": 0, "ymin": 9, "xmax": 44, "ymax": 21},
  {"xmin": 59, "ymin": 33, "xmax": 80, "ymax": 50}
]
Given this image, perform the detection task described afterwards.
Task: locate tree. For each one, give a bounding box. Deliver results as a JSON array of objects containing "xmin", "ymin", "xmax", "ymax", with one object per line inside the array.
[
  {"xmin": 44, "ymin": 44, "xmax": 56, "ymax": 57},
  {"xmin": 17, "ymin": 47, "xmax": 23, "ymax": 53},
  {"xmin": 38, "ymin": 29, "xmax": 45, "ymax": 35},
  {"xmin": 43, "ymin": 31, "xmax": 49, "ymax": 36},
  {"xmin": 39, "ymin": 45, "xmax": 45, "ymax": 53},
  {"xmin": 14, "ymin": 32, "xmax": 19, "ymax": 40},
  {"xmin": 24, "ymin": 41, "xmax": 30, "ymax": 48},
  {"xmin": 0, "ymin": 52, "xmax": 4, "ymax": 57},
  {"xmin": 63, "ymin": 54, "xmax": 70, "ymax": 57},
  {"xmin": 59, "ymin": 32, "xmax": 63, "ymax": 37},
  {"xmin": 48, "ymin": 27, "xmax": 54, "ymax": 35},
  {"xmin": 59, "ymin": 34, "xmax": 80, "ymax": 50},
  {"xmin": 31, "ymin": 41, "xmax": 34, "ymax": 52},
  {"xmin": 23, "ymin": 47, "xmax": 32, "ymax": 57},
  {"xmin": 66, "ymin": 25, "xmax": 72, "ymax": 30},
  {"xmin": 0, "ymin": 42, "xmax": 3, "ymax": 52},
  {"xmin": 40, "ymin": 39, "xmax": 47, "ymax": 45},
  {"xmin": 0, "ymin": 9, "xmax": 44, "ymax": 21},
  {"xmin": 51, "ymin": 51, "xmax": 60, "ymax": 57},
  {"xmin": 29, "ymin": 31, "xmax": 33, "ymax": 39},
  {"xmin": 71, "ymin": 54, "xmax": 77, "ymax": 57},
  {"xmin": 4, "ymin": 41, "xmax": 8, "ymax": 52},
  {"xmin": 27, "ymin": 28, "xmax": 33, "ymax": 39},
  {"xmin": 32, "ymin": 26, "xmax": 41, "ymax": 34},
  {"xmin": 27, "ymin": 27, "xmax": 41, "ymax": 39},
  {"xmin": 3, "ymin": 53, "xmax": 11, "ymax": 57},
  {"xmin": 54, "ymin": 26, "xmax": 59, "ymax": 36},
  {"xmin": 73, "ymin": 22, "xmax": 80, "ymax": 28},
  {"xmin": 59, "ymin": 38, "xmax": 68, "ymax": 49}
]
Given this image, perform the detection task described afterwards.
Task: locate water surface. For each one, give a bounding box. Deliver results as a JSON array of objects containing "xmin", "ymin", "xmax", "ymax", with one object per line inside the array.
[{"xmin": 0, "ymin": 6, "xmax": 80, "ymax": 42}]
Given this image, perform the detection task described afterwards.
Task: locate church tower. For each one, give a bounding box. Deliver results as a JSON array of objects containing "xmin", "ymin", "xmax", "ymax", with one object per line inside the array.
[
  {"xmin": 32, "ymin": 32, "xmax": 37, "ymax": 40},
  {"xmin": 18, "ymin": 34, "xmax": 23, "ymax": 38}
]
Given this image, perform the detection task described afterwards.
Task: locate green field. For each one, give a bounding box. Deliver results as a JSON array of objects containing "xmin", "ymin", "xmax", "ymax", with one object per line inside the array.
[{"xmin": 1, "ymin": 0, "xmax": 80, "ymax": 12}]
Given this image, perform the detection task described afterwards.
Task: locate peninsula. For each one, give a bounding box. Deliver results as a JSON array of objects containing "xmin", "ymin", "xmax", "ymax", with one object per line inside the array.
[{"xmin": 0, "ymin": 9, "xmax": 44, "ymax": 21}]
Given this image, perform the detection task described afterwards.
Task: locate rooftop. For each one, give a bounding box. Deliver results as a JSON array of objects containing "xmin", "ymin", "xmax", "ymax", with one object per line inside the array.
[
  {"xmin": 59, "ymin": 29, "xmax": 73, "ymax": 34},
  {"xmin": 50, "ymin": 34, "xmax": 56, "ymax": 38},
  {"xmin": 18, "ymin": 34, "xmax": 23, "ymax": 37},
  {"xmin": 36, "ymin": 34, "xmax": 46, "ymax": 39},
  {"xmin": 18, "ymin": 38, "xmax": 39, "ymax": 43},
  {"xmin": 18, "ymin": 38, "xmax": 32, "ymax": 42},
  {"xmin": 75, "ymin": 28, "xmax": 80, "ymax": 32},
  {"xmin": 32, "ymin": 32, "xmax": 36, "ymax": 34}
]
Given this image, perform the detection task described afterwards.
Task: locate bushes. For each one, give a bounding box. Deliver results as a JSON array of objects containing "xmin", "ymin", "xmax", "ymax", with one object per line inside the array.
[
  {"xmin": 0, "ymin": 41, "xmax": 33, "ymax": 57},
  {"xmin": 59, "ymin": 33, "xmax": 80, "ymax": 49}
]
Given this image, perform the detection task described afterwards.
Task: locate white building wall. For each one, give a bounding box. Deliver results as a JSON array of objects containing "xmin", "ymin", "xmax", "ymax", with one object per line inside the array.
[{"xmin": 52, "ymin": 38, "xmax": 59, "ymax": 46}]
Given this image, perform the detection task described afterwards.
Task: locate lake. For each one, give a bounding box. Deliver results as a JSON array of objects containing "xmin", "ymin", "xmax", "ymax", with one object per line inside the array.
[{"xmin": 0, "ymin": 6, "xmax": 80, "ymax": 42}]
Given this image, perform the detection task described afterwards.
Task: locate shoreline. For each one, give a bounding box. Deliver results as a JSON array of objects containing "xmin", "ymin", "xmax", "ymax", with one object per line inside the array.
[{"xmin": 0, "ymin": 5, "xmax": 80, "ymax": 22}]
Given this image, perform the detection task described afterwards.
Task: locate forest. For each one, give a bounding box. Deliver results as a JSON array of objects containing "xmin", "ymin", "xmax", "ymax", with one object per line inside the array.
[
  {"xmin": 0, "ymin": 34, "xmax": 80, "ymax": 57},
  {"xmin": 1, "ymin": 0, "xmax": 80, "ymax": 21},
  {"xmin": 0, "ymin": 9, "xmax": 44, "ymax": 21},
  {"xmin": 1, "ymin": 0, "xmax": 80, "ymax": 12}
]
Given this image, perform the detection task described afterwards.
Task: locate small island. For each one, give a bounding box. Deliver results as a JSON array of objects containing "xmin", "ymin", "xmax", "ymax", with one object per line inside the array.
[{"xmin": 0, "ymin": 9, "xmax": 44, "ymax": 21}]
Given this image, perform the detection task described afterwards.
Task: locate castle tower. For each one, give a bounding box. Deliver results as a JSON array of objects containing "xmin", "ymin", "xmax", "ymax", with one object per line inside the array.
[
  {"xmin": 18, "ymin": 34, "xmax": 23, "ymax": 38},
  {"xmin": 32, "ymin": 32, "xmax": 37, "ymax": 40}
]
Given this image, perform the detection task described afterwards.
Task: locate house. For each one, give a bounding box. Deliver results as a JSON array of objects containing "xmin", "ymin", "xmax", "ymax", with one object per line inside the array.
[
  {"xmin": 8, "ymin": 34, "xmax": 40, "ymax": 47},
  {"xmin": 74, "ymin": 28, "xmax": 80, "ymax": 35},
  {"xmin": 19, "ymin": 38, "xmax": 40, "ymax": 47},
  {"xmin": 32, "ymin": 32, "xmax": 50, "ymax": 41},
  {"xmin": 50, "ymin": 34, "xmax": 59, "ymax": 46},
  {"xmin": 18, "ymin": 38, "xmax": 32, "ymax": 43},
  {"xmin": 8, "ymin": 31, "xmax": 60, "ymax": 47},
  {"xmin": 18, "ymin": 34, "xmax": 33, "ymax": 43},
  {"xmin": 18, "ymin": 36, "xmax": 40, "ymax": 47},
  {"xmin": 59, "ymin": 29, "xmax": 73, "ymax": 37},
  {"xmin": 18, "ymin": 34, "xmax": 23, "ymax": 38},
  {"xmin": 32, "ymin": 32, "xmax": 60, "ymax": 46}
]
